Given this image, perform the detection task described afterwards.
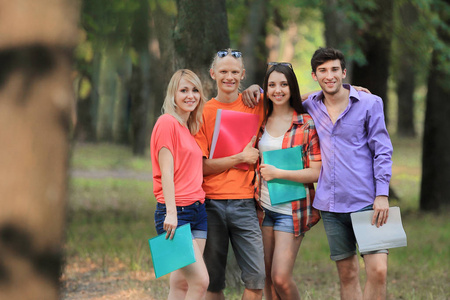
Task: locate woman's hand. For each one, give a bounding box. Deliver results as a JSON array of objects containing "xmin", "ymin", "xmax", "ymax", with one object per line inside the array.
[
  {"xmin": 260, "ymin": 164, "xmax": 279, "ymax": 181},
  {"xmin": 163, "ymin": 211, "xmax": 178, "ymax": 240}
]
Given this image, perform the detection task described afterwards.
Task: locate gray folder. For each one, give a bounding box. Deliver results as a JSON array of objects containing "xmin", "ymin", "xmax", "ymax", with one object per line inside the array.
[{"xmin": 350, "ymin": 206, "xmax": 407, "ymax": 252}]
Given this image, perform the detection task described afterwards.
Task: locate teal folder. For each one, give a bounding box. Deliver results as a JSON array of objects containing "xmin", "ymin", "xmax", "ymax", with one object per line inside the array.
[
  {"xmin": 148, "ymin": 223, "xmax": 196, "ymax": 278},
  {"xmin": 262, "ymin": 146, "xmax": 306, "ymax": 205}
]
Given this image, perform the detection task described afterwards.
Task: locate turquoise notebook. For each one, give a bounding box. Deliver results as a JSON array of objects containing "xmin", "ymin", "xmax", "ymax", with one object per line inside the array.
[
  {"xmin": 148, "ymin": 223, "xmax": 196, "ymax": 278},
  {"xmin": 262, "ymin": 146, "xmax": 306, "ymax": 205}
]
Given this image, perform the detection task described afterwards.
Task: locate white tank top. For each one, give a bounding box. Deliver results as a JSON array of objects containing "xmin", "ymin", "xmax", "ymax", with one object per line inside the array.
[{"xmin": 258, "ymin": 128, "xmax": 292, "ymax": 215}]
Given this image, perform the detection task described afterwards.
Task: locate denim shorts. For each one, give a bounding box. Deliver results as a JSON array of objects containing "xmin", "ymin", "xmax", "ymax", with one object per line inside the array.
[
  {"xmin": 154, "ymin": 201, "xmax": 207, "ymax": 239},
  {"xmin": 321, "ymin": 205, "xmax": 388, "ymax": 261},
  {"xmin": 262, "ymin": 207, "xmax": 295, "ymax": 234},
  {"xmin": 204, "ymin": 199, "xmax": 265, "ymax": 292}
]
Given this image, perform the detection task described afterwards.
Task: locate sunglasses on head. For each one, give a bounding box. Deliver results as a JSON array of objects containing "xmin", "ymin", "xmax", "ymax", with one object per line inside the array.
[
  {"xmin": 267, "ymin": 62, "xmax": 293, "ymax": 69},
  {"xmin": 217, "ymin": 49, "xmax": 242, "ymax": 58}
]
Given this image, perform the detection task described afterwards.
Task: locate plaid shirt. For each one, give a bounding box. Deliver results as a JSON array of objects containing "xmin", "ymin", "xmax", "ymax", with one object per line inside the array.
[{"xmin": 255, "ymin": 111, "xmax": 322, "ymax": 236}]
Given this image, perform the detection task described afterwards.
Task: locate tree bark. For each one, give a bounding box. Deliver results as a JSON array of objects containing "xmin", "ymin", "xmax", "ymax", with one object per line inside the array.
[
  {"xmin": 130, "ymin": 0, "xmax": 151, "ymax": 155},
  {"xmin": 175, "ymin": 0, "xmax": 230, "ymax": 98},
  {"xmin": 420, "ymin": 2, "xmax": 450, "ymax": 211},
  {"xmin": 351, "ymin": 0, "xmax": 394, "ymax": 123},
  {"xmin": 0, "ymin": 1, "xmax": 78, "ymax": 299},
  {"xmin": 240, "ymin": 0, "xmax": 269, "ymax": 88},
  {"xmin": 395, "ymin": 1, "xmax": 418, "ymax": 137},
  {"xmin": 322, "ymin": 0, "xmax": 356, "ymax": 83}
]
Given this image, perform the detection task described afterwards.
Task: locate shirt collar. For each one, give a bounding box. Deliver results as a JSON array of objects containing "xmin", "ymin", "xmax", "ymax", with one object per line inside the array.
[
  {"xmin": 292, "ymin": 110, "xmax": 304, "ymax": 125},
  {"xmin": 311, "ymin": 84, "xmax": 361, "ymax": 103},
  {"xmin": 261, "ymin": 110, "xmax": 304, "ymax": 131}
]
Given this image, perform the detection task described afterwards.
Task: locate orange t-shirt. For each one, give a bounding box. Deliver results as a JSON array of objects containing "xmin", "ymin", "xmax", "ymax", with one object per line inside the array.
[
  {"xmin": 194, "ymin": 94, "xmax": 264, "ymax": 199},
  {"xmin": 151, "ymin": 114, "xmax": 205, "ymax": 206}
]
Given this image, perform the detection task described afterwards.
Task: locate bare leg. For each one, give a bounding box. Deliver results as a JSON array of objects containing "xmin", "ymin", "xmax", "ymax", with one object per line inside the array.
[
  {"xmin": 270, "ymin": 230, "xmax": 302, "ymax": 300},
  {"xmin": 206, "ymin": 291, "xmax": 225, "ymax": 300},
  {"xmin": 336, "ymin": 255, "xmax": 363, "ymax": 300},
  {"xmin": 262, "ymin": 226, "xmax": 278, "ymax": 300},
  {"xmin": 168, "ymin": 238, "xmax": 209, "ymax": 300},
  {"xmin": 362, "ymin": 253, "xmax": 387, "ymax": 300},
  {"xmin": 242, "ymin": 288, "xmax": 263, "ymax": 300}
]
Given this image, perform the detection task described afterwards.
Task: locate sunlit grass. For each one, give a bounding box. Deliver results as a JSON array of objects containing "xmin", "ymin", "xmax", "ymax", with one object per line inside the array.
[{"xmin": 65, "ymin": 137, "xmax": 450, "ymax": 299}]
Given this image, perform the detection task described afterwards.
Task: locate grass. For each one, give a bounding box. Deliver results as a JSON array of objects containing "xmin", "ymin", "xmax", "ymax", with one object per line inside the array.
[{"xmin": 65, "ymin": 138, "xmax": 450, "ymax": 299}]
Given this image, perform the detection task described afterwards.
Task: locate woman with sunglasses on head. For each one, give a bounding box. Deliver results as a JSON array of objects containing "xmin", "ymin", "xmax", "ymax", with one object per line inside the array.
[
  {"xmin": 194, "ymin": 49, "xmax": 266, "ymax": 300},
  {"xmin": 254, "ymin": 63, "xmax": 322, "ymax": 300},
  {"xmin": 151, "ymin": 69, "xmax": 209, "ymax": 299}
]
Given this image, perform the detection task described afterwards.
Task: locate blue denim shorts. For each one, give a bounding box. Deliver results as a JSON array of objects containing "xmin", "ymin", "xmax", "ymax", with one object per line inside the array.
[
  {"xmin": 321, "ymin": 205, "xmax": 388, "ymax": 261},
  {"xmin": 262, "ymin": 207, "xmax": 295, "ymax": 234},
  {"xmin": 154, "ymin": 201, "xmax": 207, "ymax": 239}
]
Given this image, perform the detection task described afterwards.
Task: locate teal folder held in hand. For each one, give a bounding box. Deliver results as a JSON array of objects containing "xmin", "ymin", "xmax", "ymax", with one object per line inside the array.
[
  {"xmin": 148, "ymin": 223, "xmax": 196, "ymax": 278},
  {"xmin": 262, "ymin": 146, "xmax": 306, "ymax": 205}
]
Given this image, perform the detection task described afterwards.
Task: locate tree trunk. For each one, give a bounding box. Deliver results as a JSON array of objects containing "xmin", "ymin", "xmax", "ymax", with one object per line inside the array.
[
  {"xmin": 96, "ymin": 48, "xmax": 120, "ymax": 141},
  {"xmin": 74, "ymin": 62, "xmax": 97, "ymax": 142},
  {"xmin": 322, "ymin": 0, "xmax": 356, "ymax": 83},
  {"xmin": 240, "ymin": 0, "xmax": 269, "ymax": 88},
  {"xmin": 130, "ymin": 0, "xmax": 151, "ymax": 156},
  {"xmin": 149, "ymin": 2, "xmax": 176, "ymax": 132},
  {"xmin": 351, "ymin": 0, "xmax": 393, "ymax": 123},
  {"xmin": 0, "ymin": 1, "xmax": 78, "ymax": 299},
  {"xmin": 112, "ymin": 56, "xmax": 131, "ymax": 144},
  {"xmin": 420, "ymin": 4, "xmax": 450, "ymax": 211},
  {"xmin": 175, "ymin": 0, "xmax": 230, "ymax": 98},
  {"xmin": 395, "ymin": 1, "xmax": 418, "ymax": 137}
]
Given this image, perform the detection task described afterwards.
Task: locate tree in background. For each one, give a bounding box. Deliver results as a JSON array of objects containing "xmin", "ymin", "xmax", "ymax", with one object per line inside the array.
[
  {"xmin": 0, "ymin": 1, "xmax": 78, "ymax": 298},
  {"xmin": 174, "ymin": 0, "xmax": 230, "ymax": 98},
  {"xmin": 351, "ymin": 0, "xmax": 394, "ymax": 122},
  {"xmin": 420, "ymin": 0, "xmax": 450, "ymax": 211},
  {"xmin": 392, "ymin": 0, "xmax": 422, "ymax": 137},
  {"xmin": 130, "ymin": 0, "xmax": 151, "ymax": 155}
]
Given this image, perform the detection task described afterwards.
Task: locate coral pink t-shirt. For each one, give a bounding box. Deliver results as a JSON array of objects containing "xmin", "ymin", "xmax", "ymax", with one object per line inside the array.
[{"xmin": 150, "ymin": 114, "xmax": 205, "ymax": 206}]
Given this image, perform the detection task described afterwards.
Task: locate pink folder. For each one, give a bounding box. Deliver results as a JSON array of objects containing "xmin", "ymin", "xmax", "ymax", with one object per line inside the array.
[{"xmin": 210, "ymin": 109, "xmax": 260, "ymax": 170}]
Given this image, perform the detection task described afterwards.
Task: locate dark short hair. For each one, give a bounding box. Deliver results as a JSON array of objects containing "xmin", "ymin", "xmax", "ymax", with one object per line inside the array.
[
  {"xmin": 311, "ymin": 47, "xmax": 346, "ymax": 73},
  {"xmin": 262, "ymin": 64, "xmax": 306, "ymax": 121}
]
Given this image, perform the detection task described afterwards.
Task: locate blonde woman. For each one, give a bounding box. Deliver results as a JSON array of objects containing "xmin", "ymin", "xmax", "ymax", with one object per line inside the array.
[{"xmin": 151, "ymin": 69, "xmax": 208, "ymax": 299}]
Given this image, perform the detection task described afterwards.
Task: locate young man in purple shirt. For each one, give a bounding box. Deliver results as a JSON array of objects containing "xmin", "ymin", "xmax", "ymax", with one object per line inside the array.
[{"xmin": 304, "ymin": 47, "xmax": 393, "ymax": 300}]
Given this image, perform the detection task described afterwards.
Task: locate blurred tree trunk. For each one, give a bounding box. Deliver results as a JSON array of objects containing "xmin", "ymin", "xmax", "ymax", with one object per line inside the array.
[
  {"xmin": 322, "ymin": 0, "xmax": 356, "ymax": 83},
  {"xmin": 240, "ymin": 0, "xmax": 269, "ymax": 88},
  {"xmin": 420, "ymin": 2, "xmax": 450, "ymax": 211},
  {"xmin": 0, "ymin": 1, "xmax": 78, "ymax": 299},
  {"xmin": 175, "ymin": 0, "xmax": 230, "ymax": 98},
  {"xmin": 395, "ymin": 1, "xmax": 418, "ymax": 137},
  {"xmin": 147, "ymin": 2, "xmax": 175, "ymax": 136},
  {"xmin": 352, "ymin": 0, "xmax": 393, "ymax": 123},
  {"xmin": 74, "ymin": 55, "xmax": 97, "ymax": 142},
  {"xmin": 112, "ymin": 56, "xmax": 131, "ymax": 144},
  {"xmin": 96, "ymin": 48, "xmax": 118, "ymax": 141},
  {"xmin": 130, "ymin": 0, "xmax": 151, "ymax": 155}
]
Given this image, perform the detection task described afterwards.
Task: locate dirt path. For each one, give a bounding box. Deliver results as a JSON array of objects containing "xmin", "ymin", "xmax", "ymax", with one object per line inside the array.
[
  {"xmin": 61, "ymin": 257, "xmax": 156, "ymax": 299},
  {"xmin": 62, "ymin": 169, "xmax": 158, "ymax": 299}
]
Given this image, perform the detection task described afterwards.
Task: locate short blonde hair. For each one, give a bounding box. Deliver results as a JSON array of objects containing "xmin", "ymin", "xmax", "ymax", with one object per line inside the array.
[
  {"xmin": 210, "ymin": 48, "xmax": 245, "ymax": 71},
  {"xmin": 209, "ymin": 49, "xmax": 245, "ymax": 92},
  {"xmin": 162, "ymin": 69, "xmax": 206, "ymax": 135}
]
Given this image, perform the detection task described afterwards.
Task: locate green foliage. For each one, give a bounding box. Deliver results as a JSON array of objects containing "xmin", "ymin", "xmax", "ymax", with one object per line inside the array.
[{"xmin": 81, "ymin": 0, "xmax": 140, "ymax": 49}]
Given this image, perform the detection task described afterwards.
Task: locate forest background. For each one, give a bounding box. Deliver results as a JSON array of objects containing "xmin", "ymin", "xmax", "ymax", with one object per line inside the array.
[{"xmin": 0, "ymin": 0, "xmax": 448, "ymax": 299}]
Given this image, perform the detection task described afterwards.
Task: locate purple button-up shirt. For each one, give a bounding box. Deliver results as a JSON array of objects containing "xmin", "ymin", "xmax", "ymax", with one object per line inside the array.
[{"xmin": 303, "ymin": 84, "xmax": 393, "ymax": 213}]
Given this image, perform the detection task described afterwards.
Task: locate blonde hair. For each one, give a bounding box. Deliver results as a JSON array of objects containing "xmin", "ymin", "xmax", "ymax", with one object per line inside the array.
[
  {"xmin": 210, "ymin": 48, "xmax": 245, "ymax": 72},
  {"xmin": 162, "ymin": 69, "xmax": 206, "ymax": 135}
]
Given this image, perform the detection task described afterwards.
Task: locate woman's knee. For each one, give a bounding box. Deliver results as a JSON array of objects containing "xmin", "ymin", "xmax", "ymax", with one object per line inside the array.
[{"xmin": 271, "ymin": 271, "xmax": 292, "ymax": 291}]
